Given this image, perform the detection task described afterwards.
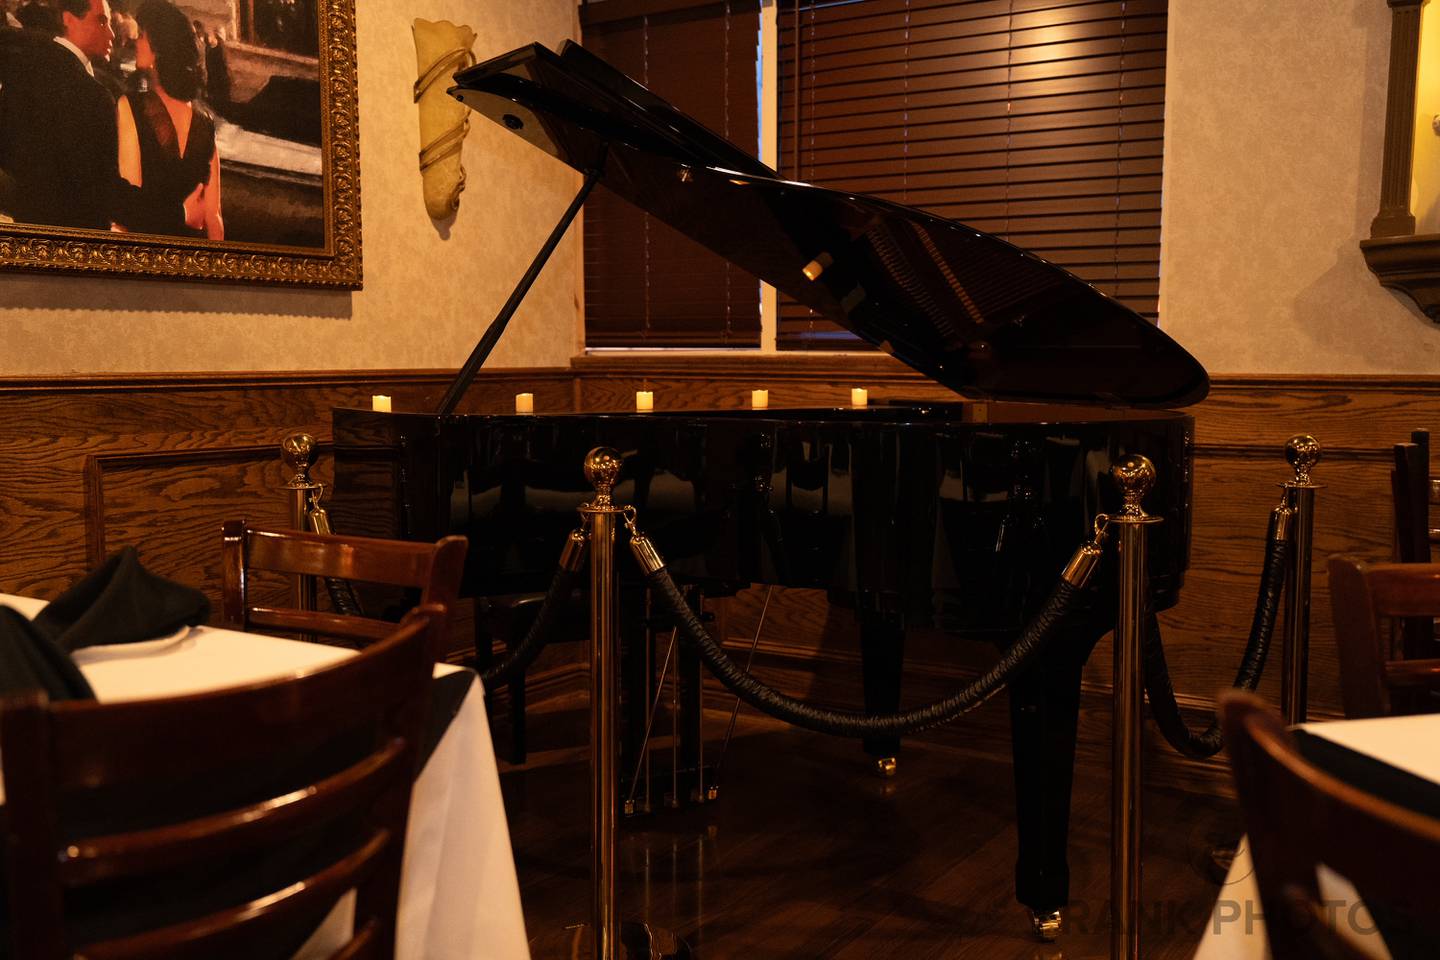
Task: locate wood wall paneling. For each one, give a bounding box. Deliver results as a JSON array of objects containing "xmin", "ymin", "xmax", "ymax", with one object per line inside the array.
[
  {"xmin": 3, "ymin": 359, "xmax": 1436, "ymax": 795},
  {"xmin": 0, "ymin": 368, "xmax": 573, "ymax": 623}
]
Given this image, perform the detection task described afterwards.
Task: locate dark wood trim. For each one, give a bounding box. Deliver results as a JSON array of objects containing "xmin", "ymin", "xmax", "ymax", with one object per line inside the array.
[
  {"xmin": 572, "ymin": 354, "xmax": 1440, "ymax": 392},
  {"xmin": 0, "ymin": 368, "xmax": 573, "ymax": 395},
  {"xmin": 1196, "ymin": 444, "xmax": 1395, "ymax": 463}
]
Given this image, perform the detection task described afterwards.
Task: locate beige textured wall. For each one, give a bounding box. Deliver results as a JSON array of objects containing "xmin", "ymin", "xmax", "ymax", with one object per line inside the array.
[
  {"xmin": 1160, "ymin": 0, "xmax": 1440, "ymax": 374},
  {"xmin": 0, "ymin": 0, "xmax": 581, "ymax": 375}
]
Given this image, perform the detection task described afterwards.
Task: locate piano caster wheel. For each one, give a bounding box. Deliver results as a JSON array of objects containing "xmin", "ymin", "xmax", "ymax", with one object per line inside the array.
[
  {"xmin": 705, "ymin": 785, "xmax": 719, "ymax": 801},
  {"xmin": 874, "ymin": 756, "xmax": 898, "ymax": 778},
  {"xmin": 1030, "ymin": 909, "xmax": 1063, "ymax": 942},
  {"xmin": 530, "ymin": 921, "xmax": 692, "ymax": 959}
]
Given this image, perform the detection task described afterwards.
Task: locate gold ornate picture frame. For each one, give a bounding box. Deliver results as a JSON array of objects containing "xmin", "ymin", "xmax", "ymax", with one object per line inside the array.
[{"xmin": 0, "ymin": 0, "xmax": 360, "ymax": 288}]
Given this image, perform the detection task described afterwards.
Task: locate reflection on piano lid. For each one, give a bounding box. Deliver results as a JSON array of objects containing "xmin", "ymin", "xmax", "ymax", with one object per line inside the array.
[{"xmin": 449, "ymin": 40, "xmax": 1208, "ymax": 409}]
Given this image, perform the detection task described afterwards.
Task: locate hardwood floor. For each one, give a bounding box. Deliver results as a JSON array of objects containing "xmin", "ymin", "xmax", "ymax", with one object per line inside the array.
[{"xmin": 499, "ymin": 699, "xmax": 1240, "ymax": 959}]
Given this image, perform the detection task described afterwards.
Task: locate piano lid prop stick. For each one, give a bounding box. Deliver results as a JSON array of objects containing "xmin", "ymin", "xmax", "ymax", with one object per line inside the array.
[
  {"xmin": 371, "ymin": 395, "xmax": 392, "ymax": 413},
  {"xmin": 435, "ymin": 157, "xmax": 606, "ymax": 417},
  {"xmin": 515, "ymin": 392, "xmax": 534, "ymax": 414},
  {"xmin": 751, "ymin": 389, "xmax": 769, "ymax": 410},
  {"xmin": 635, "ymin": 391, "xmax": 654, "ymax": 412},
  {"xmin": 850, "ymin": 388, "xmax": 868, "ymax": 408}
]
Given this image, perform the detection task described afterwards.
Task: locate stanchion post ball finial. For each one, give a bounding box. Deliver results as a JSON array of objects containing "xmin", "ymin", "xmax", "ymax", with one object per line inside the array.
[
  {"xmin": 584, "ymin": 447, "xmax": 623, "ymax": 501},
  {"xmin": 1285, "ymin": 434, "xmax": 1321, "ymax": 486},
  {"xmin": 281, "ymin": 433, "xmax": 317, "ymax": 488},
  {"xmin": 1112, "ymin": 454, "xmax": 1156, "ymax": 519}
]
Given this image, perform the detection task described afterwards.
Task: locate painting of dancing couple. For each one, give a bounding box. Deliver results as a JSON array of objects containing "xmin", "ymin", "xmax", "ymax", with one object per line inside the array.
[{"xmin": 0, "ymin": 0, "xmax": 327, "ymax": 251}]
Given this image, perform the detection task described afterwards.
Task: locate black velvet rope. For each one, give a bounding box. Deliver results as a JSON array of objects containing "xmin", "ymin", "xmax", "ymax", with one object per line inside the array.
[
  {"xmin": 646, "ymin": 564, "xmax": 1089, "ymax": 738},
  {"xmin": 1141, "ymin": 510, "xmax": 1292, "ymax": 759},
  {"xmin": 323, "ymin": 577, "xmax": 365, "ymax": 618},
  {"xmin": 479, "ymin": 564, "xmax": 582, "ymax": 689}
]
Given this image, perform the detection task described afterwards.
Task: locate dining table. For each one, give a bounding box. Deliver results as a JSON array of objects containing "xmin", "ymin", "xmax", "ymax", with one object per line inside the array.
[
  {"xmin": 1193, "ymin": 712, "xmax": 1440, "ymax": 960},
  {"xmin": 0, "ymin": 593, "xmax": 533, "ymax": 960}
]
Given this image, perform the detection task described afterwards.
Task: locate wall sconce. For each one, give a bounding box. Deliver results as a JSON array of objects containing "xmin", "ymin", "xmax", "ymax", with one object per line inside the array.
[{"xmin": 413, "ymin": 20, "xmax": 477, "ymax": 220}]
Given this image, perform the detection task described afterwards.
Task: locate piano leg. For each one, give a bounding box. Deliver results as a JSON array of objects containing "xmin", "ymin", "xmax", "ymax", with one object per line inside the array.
[
  {"xmin": 677, "ymin": 588, "xmax": 707, "ymax": 804},
  {"xmin": 1007, "ymin": 615, "xmax": 1106, "ymax": 938},
  {"xmin": 858, "ymin": 618, "xmax": 905, "ymax": 775},
  {"xmin": 621, "ymin": 583, "xmax": 651, "ymax": 812}
]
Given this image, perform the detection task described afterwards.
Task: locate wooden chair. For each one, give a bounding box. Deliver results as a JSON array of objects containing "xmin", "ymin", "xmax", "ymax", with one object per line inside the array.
[
  {"xmin": 1328, "ymin": 556, "xmax": 1440, "ymax": 718},
  {"xmin": 1391, "ymin": 431, "xmax": 1432, "ymax": 565},
  {"xmin": 1220, "ymin": 692, "xmax": 1440, "ymax": 960},
  {"xmin": 1391, "ymin": 432, "xmax": 1439, "ymax": 657},
  {"xmin": 222, "ymin": 520, "xmax": 467, "ymax": 649},
  {"xmin": 0, "ymin": 604, "xmax": 445, "ymax": 960}
]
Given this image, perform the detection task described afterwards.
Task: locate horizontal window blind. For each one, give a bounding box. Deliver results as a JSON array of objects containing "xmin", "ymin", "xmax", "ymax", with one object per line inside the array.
[
  {"xmin": 582, "ymin": 1, "xmax": 763, "ymax": 347},
  {"xmin": 778, "ymin": 0, "xmax": 1167, "ymax": 349}
]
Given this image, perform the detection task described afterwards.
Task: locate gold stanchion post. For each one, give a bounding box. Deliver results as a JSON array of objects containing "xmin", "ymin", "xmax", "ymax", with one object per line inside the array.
[
  {"xmin": 1109, "ymin": 455, "xmax": 1160, "ymax": 960},
  {"xmin": 529, "ymin": 448, "xmax": 691, "ymax": 960},
  {"xmin": 1279, "ymin": 435, "xmax": 1321, "ymax": 724},
  {"xmin": 587, "ymin": 448, "xmax": 623, "ymax": 959},
  {"xmin": 280, "ymin": 433, "xmax": 322, "ymax": 613}
]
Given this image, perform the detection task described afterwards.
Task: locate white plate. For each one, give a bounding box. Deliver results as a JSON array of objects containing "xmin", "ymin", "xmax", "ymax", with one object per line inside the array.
[{"xmin": 72, "ymin": 625, "xmax": 194, "ymax": 663}]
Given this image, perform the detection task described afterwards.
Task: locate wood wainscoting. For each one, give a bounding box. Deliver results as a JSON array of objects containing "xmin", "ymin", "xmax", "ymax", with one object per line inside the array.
[
  {"xmin": 2, "ymin": 359, "xmax": 1436, "ymax": 794},
  {"xmin": 0, "ymin": 368, "xmax": 573, "ymax": 623}
]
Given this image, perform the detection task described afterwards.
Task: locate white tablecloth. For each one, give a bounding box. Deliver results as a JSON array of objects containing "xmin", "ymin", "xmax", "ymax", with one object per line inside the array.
[
  {"xmin": 0, "ymin": 594, "xmax": 532, "ymax": 960},
  {"xmin": 1193, "ymin": 715, "xmax": 1440, "ymax": 960}
]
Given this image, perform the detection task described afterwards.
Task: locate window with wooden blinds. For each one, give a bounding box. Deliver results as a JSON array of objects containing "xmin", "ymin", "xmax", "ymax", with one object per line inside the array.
[
  {"xmin": 582, "ymin": 1, "xmax": 763, "ymax": 347},
  {"xmin": 777, "ymin": 0, "xmax": 1167, "ymax": 350}
]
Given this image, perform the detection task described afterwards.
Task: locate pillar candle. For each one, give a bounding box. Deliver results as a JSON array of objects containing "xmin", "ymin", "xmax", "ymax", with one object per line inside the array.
[
  {"xmin": 751, "ymin": 389, "xmax": 769, "ymax": 410},
  {"xmin": 371, "ymin": 395, "xmax": 392, "ymax": 413},
  {"xmin": 515, "ymin": 392, "xmax": 534, "ymax": 414},
  {"xmin": 850, "ymin": 387, "xmax": 868, "ymax": 408},
  {"xmin": 636, "ymin": 390, "xmax": 654, "ymax": 412}
]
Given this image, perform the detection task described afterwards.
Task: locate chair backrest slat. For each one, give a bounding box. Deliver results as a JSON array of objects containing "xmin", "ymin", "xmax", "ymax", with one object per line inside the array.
[
  {"xmin": 60, "ymin": 739, "xmax": 407, "ymax": 887},
  {"xmin": 43, "ymin": 616, "xmax": 431, "ymax": 787},
  {"xmin": 78, "ymin": 828, "xmax": 391, "ymax": 960},
  {"xmin": 221, "ymin": 519, "xmax": 466, "ymax": 652},
  {"xmin": 248, "ymin": 607, "xmax": 394, "ymax": 643},
  {"xmin": 1, "ymin": 606, "xmax": 446, "ymax": 960}
]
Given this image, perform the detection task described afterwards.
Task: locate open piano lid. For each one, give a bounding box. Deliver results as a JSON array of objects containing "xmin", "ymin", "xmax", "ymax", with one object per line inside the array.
[{"xmin": 450, "ymin": 42, "xmax": 1209, "ymax": 409}]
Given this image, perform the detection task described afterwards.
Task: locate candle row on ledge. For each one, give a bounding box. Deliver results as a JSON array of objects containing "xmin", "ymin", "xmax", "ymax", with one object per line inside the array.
[
  {"xmin": 373, "ymin": 389, "xmax": 874, "ymax": 415},
  {"xmin": 624, "ymin": 387, "xmax": 868, "ymax": 410}
]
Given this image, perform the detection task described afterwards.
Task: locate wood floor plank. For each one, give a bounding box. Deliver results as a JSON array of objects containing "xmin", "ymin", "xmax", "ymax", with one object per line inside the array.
[{"xmin": 501, "ymin": 706, "xmax": 1240, "ymax": 958}]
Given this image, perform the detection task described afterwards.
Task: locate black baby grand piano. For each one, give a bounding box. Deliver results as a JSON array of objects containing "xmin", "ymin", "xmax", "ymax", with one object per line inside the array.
[{"xmin": 330, "ymin": 41, "xmax": 1209, "ymax": 928}]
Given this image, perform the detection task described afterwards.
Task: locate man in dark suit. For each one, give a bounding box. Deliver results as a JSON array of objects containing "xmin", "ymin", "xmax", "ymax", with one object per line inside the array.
[{"xmin": 0, "ymin": 0, "xmax": 199, "ymax": 231}]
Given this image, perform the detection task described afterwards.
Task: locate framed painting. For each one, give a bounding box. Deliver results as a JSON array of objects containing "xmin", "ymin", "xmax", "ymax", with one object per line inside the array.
[{"xmin": 0, "ymin": 0, "xmax": 360, "ymax": 287}]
